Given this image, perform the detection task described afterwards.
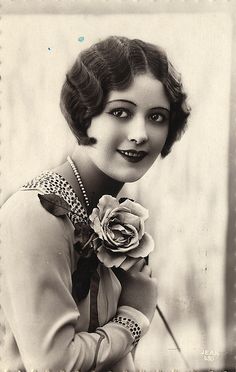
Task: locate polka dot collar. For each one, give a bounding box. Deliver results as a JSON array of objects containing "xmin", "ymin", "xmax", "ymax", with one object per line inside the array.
[{"xmin": 21, "ymin": 171, "xmax": 88, "ymax": 225}]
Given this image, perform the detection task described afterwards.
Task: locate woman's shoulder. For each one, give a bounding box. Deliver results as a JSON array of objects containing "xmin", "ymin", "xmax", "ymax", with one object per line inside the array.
[
  {"xmin": 0, "ymin": 171, "xmax": 89, "ymax": 260},
  {"xmin": 1, "ymin": 188, "xmax": 71, "ymax": 242},
  {"xmin": 21, "ymin": 170, "xmax": 88, "ymax": 225},
  {"xmin": 1, "ymin": 171, "xmax": 88, "ymax": 227},
  {"xmin": 0, "ymin": 181, "xmax": 80, "ymax": 299},
  {"xmin": 0, "ymin": 176, "xmax": 76, "ymax": 265},
  {"xmin": 1, "ymin": 187, "xmax": 41, "ymax": 220}
]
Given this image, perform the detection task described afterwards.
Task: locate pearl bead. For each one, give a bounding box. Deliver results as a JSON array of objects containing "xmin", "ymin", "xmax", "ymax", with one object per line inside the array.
[{"xmin": 67, "ymin": 156, "xmax": 90, "ymax": 208}]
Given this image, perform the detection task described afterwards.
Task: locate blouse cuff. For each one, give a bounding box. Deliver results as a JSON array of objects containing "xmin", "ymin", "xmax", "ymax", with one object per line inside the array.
[{"xmin": 112, "ymin": 305, "xmax": 150, "ymax": 345}]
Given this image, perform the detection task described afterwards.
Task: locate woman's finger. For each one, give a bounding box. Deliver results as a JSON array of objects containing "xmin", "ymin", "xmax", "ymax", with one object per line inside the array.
[
  {"xmin": 128, "ymin": 258, "xmax": 146, "ymax": 273},
  {"xmin": 141, "ymin": 265, "xmax": 152, "ymax": 277}
]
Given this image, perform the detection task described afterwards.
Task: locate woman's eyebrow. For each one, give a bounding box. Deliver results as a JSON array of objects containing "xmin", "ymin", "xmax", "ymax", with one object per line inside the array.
[
  {"xmin": 106, "ymin": 99, "xmax": 137, "ymax": 106},
  {"xmin": 151, "ymin": 107, "xmax": 170, "ymax": 112}
]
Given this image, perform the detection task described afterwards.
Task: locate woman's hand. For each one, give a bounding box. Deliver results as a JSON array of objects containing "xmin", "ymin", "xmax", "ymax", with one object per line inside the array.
[{"xmin": 116, "ymin": 260, "xmax": 157, "ymax": 323}]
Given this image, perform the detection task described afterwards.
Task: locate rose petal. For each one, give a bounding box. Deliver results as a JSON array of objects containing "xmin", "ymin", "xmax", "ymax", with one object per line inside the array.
[
  {"xmin": 110, "ymin": 224, "xmax": 125, "ymax": 232},
  {"xmin": 90, "ymin": 215, "xmax": 105, "ymax": 239},
  {"xmin": 104, "ymin": 223, "xmax": 124, "ymax": 246},
  {"xmin": 89, "ymin": 208, "xmax": 99, "ymax": 224},
  {"xmin": 97, "ymin": 195, "xmax": 119, "ymax": 219},
  {"xmin": 108, "ymin": 239, "xmax": 139, "ymax": 252},
  {"xmin": 90, "ymin": 196, "xmax": 119, "ymax": 228},
  {"xmin": 102, "ymin": 223, "xmax": 137, "ymax": 249},
  {"xmin": 115, "ymin": 212, "xmax": 141, "ymax": 231},
  {"xmin": 108, "ymin": 207, "xmax": 131, "ymax": 220},
  {"xmin": 111, "ymin": 209, "xmax": 145, "ymax": 240},
  {"xmin": 105, "ymin": 224, "xmax": 139, "ymax": 252},
  {"xmin": 119, "ymin": 199, "xmax": 149, "ymax": 221},
  {"xmin": 138, "ymin": 219, "xmax": 145, "ymax": 239},
  {"xmin": 127, "ymin": 232, "xmax": 155, "ymax": 258},
  {"xmin": 100, "ymin": 208, "xmax": 112, "ymax": 226},
  {"xmin": 104, "ymin": 232, "xmax": 121, "ymax": 247},
  {"xmin": 112, "ymin": 228, "xmax": 127, "ymax": 242},
  {"xmin": 97, "ymin": 245, "xmax": 126, "ymax": 267}
]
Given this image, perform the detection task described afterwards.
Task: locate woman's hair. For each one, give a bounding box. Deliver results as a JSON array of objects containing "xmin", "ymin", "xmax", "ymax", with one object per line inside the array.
[{"xmin": 60, "ymin": 36, "xmax": 190, "ymax": 157}]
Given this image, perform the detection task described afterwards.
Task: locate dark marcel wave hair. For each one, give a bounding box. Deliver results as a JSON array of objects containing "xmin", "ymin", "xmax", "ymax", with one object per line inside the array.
[{"xmin": 60, "ymin": 36, "xmax": 190, "ymax": 157}]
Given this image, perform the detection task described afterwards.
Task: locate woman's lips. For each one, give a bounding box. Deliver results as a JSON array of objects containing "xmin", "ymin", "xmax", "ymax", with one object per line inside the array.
[{"xmin": 117, "ymin": 149, "xmax": 148, "ymax": 163}]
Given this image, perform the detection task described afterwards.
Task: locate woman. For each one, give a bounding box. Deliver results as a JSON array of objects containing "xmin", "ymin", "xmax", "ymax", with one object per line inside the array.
[{"xmin": 0, "ymin": 36, "xmax": 190, "ymax": 371}]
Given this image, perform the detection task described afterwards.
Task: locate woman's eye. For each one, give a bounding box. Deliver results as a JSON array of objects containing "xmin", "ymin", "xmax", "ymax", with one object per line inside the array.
[
  {"xmin": 109, "ymin": 109, "xmax": 131, "ymax": 119},
  {"xmin": 149, "ymin": 112, "xmax": 166, "ymax": 123}
]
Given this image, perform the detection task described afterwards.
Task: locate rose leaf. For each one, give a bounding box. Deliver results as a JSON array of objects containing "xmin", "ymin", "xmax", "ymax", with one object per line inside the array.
[{"xmin": 38, "ymin": 193, "xmax": 71, "ymax": 216}]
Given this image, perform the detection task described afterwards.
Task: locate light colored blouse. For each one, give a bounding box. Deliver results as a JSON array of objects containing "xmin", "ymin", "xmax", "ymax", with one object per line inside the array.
[{"xmin": 0, "ymin": 172, "xmax": 149, "ymax": 371}]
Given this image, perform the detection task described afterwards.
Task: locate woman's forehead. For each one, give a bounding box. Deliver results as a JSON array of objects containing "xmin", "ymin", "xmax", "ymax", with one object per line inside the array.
[{"xmin": 107, "ymin": 73, "xmax": 170, "ymax": 110}]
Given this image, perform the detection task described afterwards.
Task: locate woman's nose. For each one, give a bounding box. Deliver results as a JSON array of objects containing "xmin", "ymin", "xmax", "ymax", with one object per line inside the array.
[{"xmin": 127, "ymin": 116, "xmax": 148, "ymax": 145}]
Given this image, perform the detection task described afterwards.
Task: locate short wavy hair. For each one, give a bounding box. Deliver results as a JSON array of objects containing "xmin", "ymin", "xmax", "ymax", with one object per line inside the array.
[{"xmin": 60, "ymin": 36, "xmax": 190, "ymax": 157}]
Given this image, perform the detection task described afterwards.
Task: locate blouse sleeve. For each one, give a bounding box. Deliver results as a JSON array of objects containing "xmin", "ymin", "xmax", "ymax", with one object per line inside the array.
[{"xmin": 1, "ymin": 190, "xmax": 149, "ymax": 372}]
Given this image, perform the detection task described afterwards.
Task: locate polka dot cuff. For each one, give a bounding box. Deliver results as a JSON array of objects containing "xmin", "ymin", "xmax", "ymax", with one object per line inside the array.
[{"xmin": 111, "ymin": 316, "xmax": 141, "ymax": 346}]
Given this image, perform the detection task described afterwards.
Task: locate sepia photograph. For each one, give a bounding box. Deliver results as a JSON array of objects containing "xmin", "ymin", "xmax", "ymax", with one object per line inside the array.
[{"xmin": 0, "ymin": 2, "xmax": 235, "ymax": 371}]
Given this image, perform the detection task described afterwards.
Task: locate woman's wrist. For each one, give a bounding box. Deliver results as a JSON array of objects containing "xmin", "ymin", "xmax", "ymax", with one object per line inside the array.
[{"xmin": 111, "ymin": 305, "xmax": 150, "ymax": 346}]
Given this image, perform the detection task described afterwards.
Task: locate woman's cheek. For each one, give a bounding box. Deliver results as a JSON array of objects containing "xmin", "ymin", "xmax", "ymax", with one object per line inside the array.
[{"xmin": 151, "ymin": 126, "xmax": 169, "ymax": 149}]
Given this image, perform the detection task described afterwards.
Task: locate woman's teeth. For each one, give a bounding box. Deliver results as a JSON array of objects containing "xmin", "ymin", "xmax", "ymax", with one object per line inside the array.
[
  {"xmin": 120, "ymin": 150, "xmax": 141, "ymax": 157},
  {"xmin": 117, "ymin": 149, "xmax": 147, "ymax": 162}
]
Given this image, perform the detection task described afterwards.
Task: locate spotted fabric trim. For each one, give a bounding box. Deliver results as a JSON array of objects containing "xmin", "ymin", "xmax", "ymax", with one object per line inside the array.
[
  {"xmin": 21, "ymin": 171, "xmax": 88, "ymax": 225},
  {"xmin": 111, "ymin": 316, "xmax": 141, "ymax": 346}
]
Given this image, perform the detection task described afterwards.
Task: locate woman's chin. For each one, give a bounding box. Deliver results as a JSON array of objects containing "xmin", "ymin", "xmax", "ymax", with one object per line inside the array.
[{"xmin": 113, "ymin": 171, "xmax": 147, "ymax": 183}]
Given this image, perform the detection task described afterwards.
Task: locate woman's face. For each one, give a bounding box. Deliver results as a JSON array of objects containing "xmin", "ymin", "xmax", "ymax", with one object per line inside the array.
[{"xmin": 85, "ymin": 73, "xmax": 170, "ymax": 183}]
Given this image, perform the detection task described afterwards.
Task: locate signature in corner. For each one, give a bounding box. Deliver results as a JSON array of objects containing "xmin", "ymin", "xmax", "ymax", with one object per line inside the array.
[{"xmin": 200, "ymin": 349, "xmax": 220, "ymax": 362}]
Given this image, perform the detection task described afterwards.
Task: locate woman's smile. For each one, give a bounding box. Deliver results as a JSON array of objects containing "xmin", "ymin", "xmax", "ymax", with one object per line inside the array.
[
  {"xmin": 85, "ymin": 73, "xmax": 170, "ymax": 182},
  {"xmin": 117, "ymin": 149, "xmax": 148, "ymax": 163}
]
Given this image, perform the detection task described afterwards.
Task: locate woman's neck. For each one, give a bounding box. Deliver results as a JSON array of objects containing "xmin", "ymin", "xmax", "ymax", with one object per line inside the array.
[{"xmin": 53, "ymin": 146, "xmax": 124, "ymax": 214}]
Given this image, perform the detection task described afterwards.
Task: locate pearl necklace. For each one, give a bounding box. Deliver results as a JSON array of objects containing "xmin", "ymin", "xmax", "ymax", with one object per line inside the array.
[{"xmin": 67, "ymin": 156, "xmax": 90, "ymax": 208}]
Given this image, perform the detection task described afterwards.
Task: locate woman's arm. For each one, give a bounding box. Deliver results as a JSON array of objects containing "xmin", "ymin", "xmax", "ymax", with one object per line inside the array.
[{"xmin": 1, "ymin": 190, "xmax": 149, "ymax": 372}]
